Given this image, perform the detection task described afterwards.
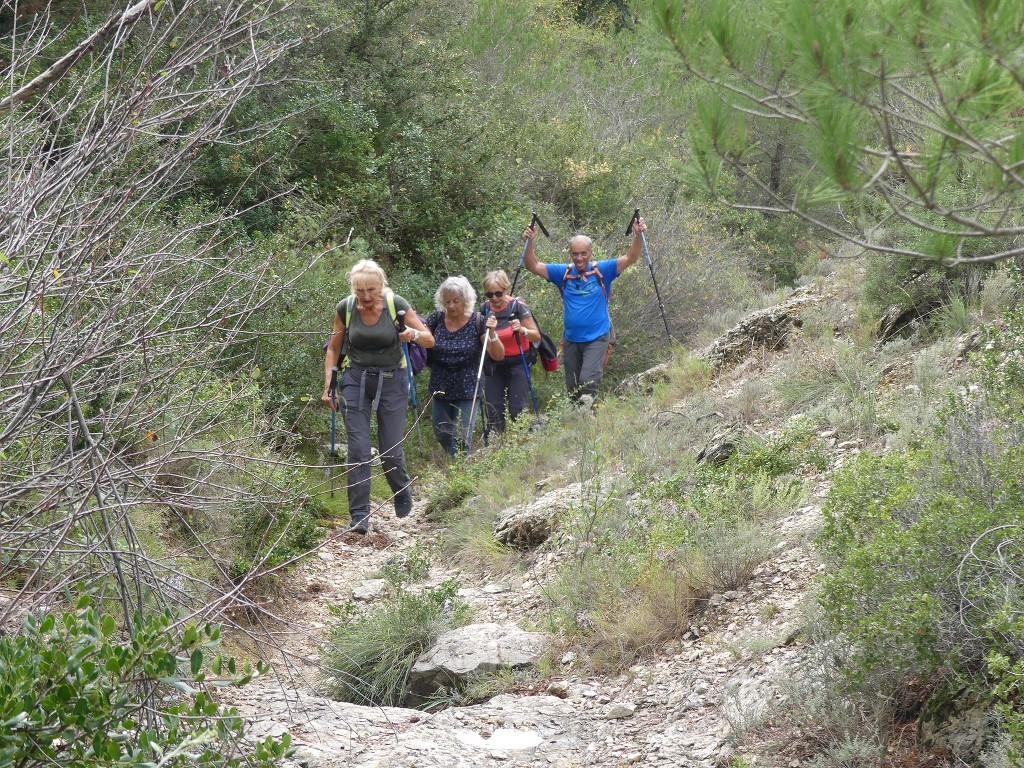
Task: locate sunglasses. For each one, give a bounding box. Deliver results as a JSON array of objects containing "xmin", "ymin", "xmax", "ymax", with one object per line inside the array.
[{"xmin": 484, "ymin": 291, "xmax": 505, "ymax": 299}]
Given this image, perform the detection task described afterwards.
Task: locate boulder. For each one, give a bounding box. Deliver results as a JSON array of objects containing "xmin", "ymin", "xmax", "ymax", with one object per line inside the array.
[
  {"xmin": 918, "ymin": 687, "xmax": 994, "ymax": 763},
  {"xmin": 617, "ymin": 363, "xmax": 671, "ymax": 396},
  {"xmin": 409, "ymin": 622, "xmax": 551, "ymax": 695},
  {"xmin": 493, "ymin": 483, "xmax": 584, "ymax": 549},
  {"xmin": 700, "ymin": 289, "xmax": 820, "ymax": 373}
]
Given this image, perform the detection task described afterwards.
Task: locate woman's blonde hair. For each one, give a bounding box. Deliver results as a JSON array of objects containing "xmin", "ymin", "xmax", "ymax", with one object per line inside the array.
[
  {"xmin": 349, "ymin": 259, "xmax": 389, "ymax": 294},
  {"xmin": 483, "ymin": 269, "xmax": 511, "ymax": 293},
  {"xmin": 434, "ymin": 275, "xmax": 477, "ymax": 312}
]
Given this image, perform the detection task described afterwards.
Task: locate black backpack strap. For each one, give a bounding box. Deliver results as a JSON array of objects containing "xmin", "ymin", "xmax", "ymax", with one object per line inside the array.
[{"xmin": 426, "ymin": 310, "xmax": 441, "ymax": 334}]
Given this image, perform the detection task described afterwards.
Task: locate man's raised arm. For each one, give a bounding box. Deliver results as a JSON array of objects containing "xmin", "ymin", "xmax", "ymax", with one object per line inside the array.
[
  {"xmin": 523, "ymin": 226, "xmax": 548, "ymax": 278},
  {"xmin": 617, "ymin": 217, "xmax": 647, "ymax": 274}
]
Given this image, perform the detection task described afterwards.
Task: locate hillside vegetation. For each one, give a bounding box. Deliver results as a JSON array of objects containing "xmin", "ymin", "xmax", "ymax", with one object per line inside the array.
[{"xmin": 2, "ymin": 0, "xmax": 1024, "ymax": 765}]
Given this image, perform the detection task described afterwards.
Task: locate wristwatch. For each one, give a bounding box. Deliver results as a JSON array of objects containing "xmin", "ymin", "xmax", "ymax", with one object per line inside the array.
[{"xmin": 411, "ymin": 329, "xmax": 421, "ymax": 343}]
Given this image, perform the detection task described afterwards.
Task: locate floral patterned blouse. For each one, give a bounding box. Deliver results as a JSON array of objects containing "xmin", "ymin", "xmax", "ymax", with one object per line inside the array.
[{"xmin": 424, "ymin": 310, "xmax": 484, "ymax": 401}]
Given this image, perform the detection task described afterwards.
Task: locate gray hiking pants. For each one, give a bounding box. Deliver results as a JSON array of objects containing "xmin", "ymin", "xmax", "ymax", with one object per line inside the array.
[
  {"xmin": 340, "ymin": 365, "xmax": 411, "ymax": 524},
  {"xmin": 562, "ymin": 332, "xmax": 611, "ymax": 402}
]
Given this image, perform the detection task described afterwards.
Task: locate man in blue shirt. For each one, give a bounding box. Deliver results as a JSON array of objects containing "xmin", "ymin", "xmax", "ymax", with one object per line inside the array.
[{"xmin": 522, "ymin": 217, "xmax": 647, "ymax": 405}]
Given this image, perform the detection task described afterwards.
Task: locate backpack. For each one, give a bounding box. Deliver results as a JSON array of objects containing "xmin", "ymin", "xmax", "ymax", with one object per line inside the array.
[
  {"xmin": 329, "ymin": 292, "xmax": 427, "ymax": 374},
  {"xmin": 560, "ymin": 261, "xmax": 609, "ymax": 299},
  {"xmin": 506, "ymin": 298, "xmax": 559, "ymax": 373}
]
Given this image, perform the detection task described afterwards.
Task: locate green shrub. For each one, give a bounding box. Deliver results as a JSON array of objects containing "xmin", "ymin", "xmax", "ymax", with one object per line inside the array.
[
  {"xmin": 375, "ymin": 542, "xmax": 433, "ymax": 587},
  {"xmin": 0, "ymin": 595, "xmax": 289, "ymax": 767},
  {"xmin": 862, "ymin": 254, "xmax": 949, "ymax": 320},
  {"xmin": 818, "ymin": 415, "xmax": 1024, "ymax": 688},
  {"xmin": 425, "ymin": 422, "xmax": 533, "ymax": 517},
  {"xmin": 546, "ymin": 425, "xmax": 806, "ymax": 669},
  {"xmin": 729, "ymin": 422, "xmax": 828, "ymax": 477},
  {"xmin": 320, "ymin": 579, "xmax": 470, "ymax": 707},
  {"xmin": 229, "ymin": 489, "xmax": 324, "ymax": 583}
]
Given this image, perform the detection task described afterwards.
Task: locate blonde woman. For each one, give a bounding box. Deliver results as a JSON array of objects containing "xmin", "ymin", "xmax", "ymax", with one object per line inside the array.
[{"xmin": 322, "ymin": 259, "xmax": 434, "ymax": 533}]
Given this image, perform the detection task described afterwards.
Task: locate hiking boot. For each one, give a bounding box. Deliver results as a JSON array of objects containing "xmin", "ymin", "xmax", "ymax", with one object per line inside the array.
[
  {"xmin": 394, "ymin": 490, "xmax": 413, "ymax": 519},
  {"xmin": 350, "ymin": 513, "xmax": 370, "ymax": 535}
]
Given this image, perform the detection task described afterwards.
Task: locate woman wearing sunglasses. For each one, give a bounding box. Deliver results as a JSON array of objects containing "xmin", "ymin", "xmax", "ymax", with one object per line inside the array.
[{"xmin": 480, "ymin": 270, "xmax": 541, "ymax": 439}]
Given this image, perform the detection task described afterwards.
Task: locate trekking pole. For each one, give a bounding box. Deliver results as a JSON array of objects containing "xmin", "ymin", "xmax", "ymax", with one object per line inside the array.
[
  {"xmin": 329, "ymin": 365, "xmax": 339, "ymax": 498},
  {"xmin": 465, "ymin": 330, "xmax": 490, "ymax": 453},
  {"xmin": 395, "ymin": 310, "xmax": 424, "ymax": 452},
  {"xmin": 509, "ymin": 211, "xmax": 549, "ymax": 296},
  {"xmin": 627, "ymin": 208, "xmax": 671, "ymax": 343},
  {"xmin": 511, "ymin": 313, "xmax": 541, "ymax": 418}
]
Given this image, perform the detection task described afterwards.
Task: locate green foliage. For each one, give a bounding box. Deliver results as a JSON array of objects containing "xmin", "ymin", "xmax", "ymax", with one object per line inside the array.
[
  {"xmin": 818, "ymin": 415, "xmax": 1024, "ymax": 689},
  {"xmin": 542, "ymin": 414, "xmax": 810, "ymax": 669},
  {"xmin": 320, "ymin": 579, "xmax": 470, "ymax": 707},
  {"xmin": 728, "ymin": 422, "xmax": 828, "ymax": 478},
  {"xmin": 978, "ymin": 274, "xmax": 1024, "ymax": 417},
  {"xmin": 189, "ymin": 0, "xmax": 521, "ymax": 267},
  {"xmin": 375, "ymin": 542, "xmax": 433, "ymax": 587},
  {"xmin": 0, "ymin": 595, "xmax": 289, "ymax": 767},
  {"xmin": 861, "ymin": 255, "xmax": 949, "ymax": 319},
  {"xmin": 989, "ymin": 638, "xmax": 1024, "ymax": 766},
  {"xmin": 655, "ymin": 0, "xmax": 1024, "ymax": 269},
  {"xmin": 426, "ymin": 422, "xmax": 534, "ymax": 516},
  {"xmin": 145, "ymin": 367, "xmax": 325, "ymax": 589}
]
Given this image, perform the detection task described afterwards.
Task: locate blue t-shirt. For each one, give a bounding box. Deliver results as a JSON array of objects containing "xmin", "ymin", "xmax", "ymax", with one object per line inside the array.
[{"xmin": 544, "ymin": 258, "xmax": 619, "ymax": 343}]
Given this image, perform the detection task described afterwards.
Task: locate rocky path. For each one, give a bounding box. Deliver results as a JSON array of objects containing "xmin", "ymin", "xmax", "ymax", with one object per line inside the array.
[{"xmin": 222, "ymin": 475, "xmax": 829, "ymax": 768}]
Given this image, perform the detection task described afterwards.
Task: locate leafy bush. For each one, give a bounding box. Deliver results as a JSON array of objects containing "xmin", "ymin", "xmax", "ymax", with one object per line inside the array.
[
  {"xmin": 818, "ymin": 411, "xmax": 1024, "ymax": 688},
  {"xmin": 375, "ymin": 542, "xmax": 433, "ymax": 587},
  {"xmin": 425, "ymin": 421, "xmax": 534, "ymax": 516},
  {"xmin": 227, "ymin": 464, "xmax": 326, "ymax": 583},
  {"xmin": 0, "ymin": 595, "xmax": 289, "ymax": 768},
  {"xmin": 320, "ymin": 579, "xmax": 470, "ymax": 707}
]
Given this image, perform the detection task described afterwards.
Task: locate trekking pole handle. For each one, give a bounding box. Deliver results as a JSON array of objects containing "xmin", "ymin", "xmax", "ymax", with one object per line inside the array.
[
  {"xmin": 329, "ymin": 365, "xmax": 339, "ymax": 408},
  {"xmin": 396, "ymin": 309, "xmax": 407, "ymax": 332},
  {"xmin": 625, "ymin": 208, "xmax": 641, "ymax": 236},
  {"xmin": 530, "ymin": 210, "xmax": 550, "ymax": 238}
]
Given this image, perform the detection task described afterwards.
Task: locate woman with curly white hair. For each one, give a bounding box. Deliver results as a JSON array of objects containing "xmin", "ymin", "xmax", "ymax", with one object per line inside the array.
[{"xmin": 422, "ymin": 275, "xmax": 502, "ymax": 456}]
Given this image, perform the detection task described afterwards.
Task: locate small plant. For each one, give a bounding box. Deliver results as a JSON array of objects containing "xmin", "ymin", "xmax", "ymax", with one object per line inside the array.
[
  {"xmin": 376, "ymin": 542, "xmax": 432, "ymax": 586},
  {"xmin": 929, "ymin": 290, "xmax": 978, "ymax": 338},
  {"xmin": 0, "ymin": 594, "xmax": 289, "ymax": 767},
  {"xmin": 730, "ymin": 422, "xmax": 828, "ymax": 477},
  {"xmin": 320, "ymin": 579, "xmax": 470, "ymax": 707},
  {"xmin": 686, "ymin": 519, "xmax": 775, "ymax": 592}
]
